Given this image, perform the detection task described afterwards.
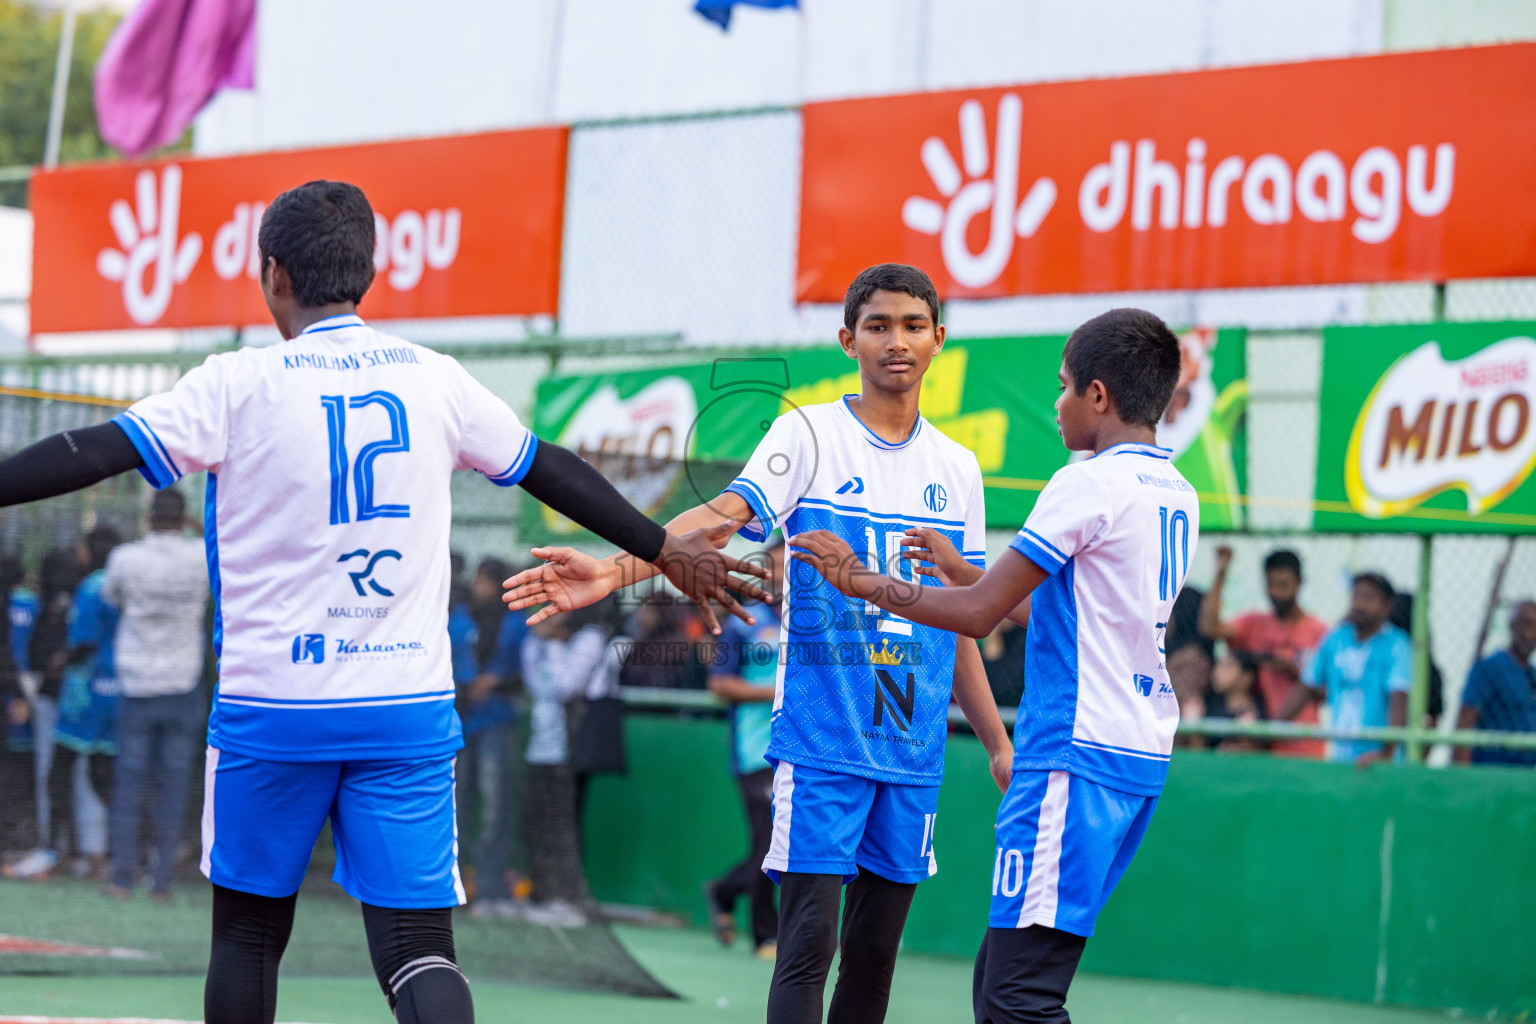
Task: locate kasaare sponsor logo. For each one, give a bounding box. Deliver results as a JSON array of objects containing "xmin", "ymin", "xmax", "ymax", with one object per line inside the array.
[
  {"xmin": 333, "ymin": 638, "xmax": 428, "ymax": 660},
  {"xmin": 1346, "ymin": 338, "xmax": 1536, "ymax": 518}
]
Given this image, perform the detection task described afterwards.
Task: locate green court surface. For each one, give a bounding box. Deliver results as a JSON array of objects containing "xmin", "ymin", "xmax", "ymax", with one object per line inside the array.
[{"xmin": 0, "ymin": 923, "xmax": 1457, "ymax": 1024}]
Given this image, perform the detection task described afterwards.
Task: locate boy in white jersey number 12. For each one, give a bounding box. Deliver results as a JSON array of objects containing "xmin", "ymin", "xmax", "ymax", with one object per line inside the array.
[
  {"xmin": 793, "ymin": 309, "xmax": 1198, "ymax": 1024},
  {"xmin": 0, "ymin": 181, "xmax": 767, "ymax": 1024},
  {"xmin": 505, "ymin": 264, "xmax": 1014, "ymax": 1024}
]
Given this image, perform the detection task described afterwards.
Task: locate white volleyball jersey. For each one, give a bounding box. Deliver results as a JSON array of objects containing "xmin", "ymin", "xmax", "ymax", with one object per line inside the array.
[
  {"xmin": 1009, "ymin": 442, "xmax": 1199, "ymax": 796},
  {"xmin": 725, "ymin": 397, "xmax": 986, "ymax": 785},
  {"xmin": 113, "ymin": 314, "xmax": 537, "ymax": 762}
]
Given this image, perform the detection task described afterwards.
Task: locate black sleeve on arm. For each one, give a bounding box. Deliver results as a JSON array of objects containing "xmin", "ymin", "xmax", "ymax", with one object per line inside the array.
[
  {"xmin": 517, "ymin": 441, "xmax": 668, "ymax": 564},
  {"xmin": 0, "ymin": 421, "xmax": 145, "ymax": 508}
]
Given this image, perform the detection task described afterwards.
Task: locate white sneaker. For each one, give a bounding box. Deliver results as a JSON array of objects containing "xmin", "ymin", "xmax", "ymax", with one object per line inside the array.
[
  {"xmin": 4, "ymin": 849, "xmax": 59, "ymax": 879},
  {"xmin": 521, "ymin": 899, "xmax": 587, "ymax": 929}
]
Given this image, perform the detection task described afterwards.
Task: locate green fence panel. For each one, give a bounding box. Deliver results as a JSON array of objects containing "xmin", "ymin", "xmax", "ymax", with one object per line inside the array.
[{"xmin": 583, "ymin": 714, "xmax": 1536, "ymax": 1017}]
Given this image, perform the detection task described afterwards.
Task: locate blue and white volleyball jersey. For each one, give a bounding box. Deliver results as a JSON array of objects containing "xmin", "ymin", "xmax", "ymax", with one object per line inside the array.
[
  {"xmin": 725, "ymin": 397, "xmax": 986, "ymax": 786},
  {"xmin": 1009, "ymin": 443, "xmax": 1199, "ymax": 796},
  {"xmin": 113, "ymin": 315, "xmax": 537, "ymax": 763}
]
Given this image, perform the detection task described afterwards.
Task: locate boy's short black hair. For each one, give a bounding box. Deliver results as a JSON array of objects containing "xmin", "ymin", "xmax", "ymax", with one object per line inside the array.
[
  {"xmin": 1263, "ymin": 549, "xmax": 1303, "ymax": 578},
  {"xmin": 258, "ymin": 180, "xmax": 376, "ymax": 308},
  {"xmin": 843, "ymin": 264, "xmax": 940, "ymax": 332},
  {"xmin": 1353, "ymin": 572, "xmax": 1396, "ymax": 604},
  {"xmin": 1062, "ymin": 308, "xmax": 1182, "ymax": 428}
]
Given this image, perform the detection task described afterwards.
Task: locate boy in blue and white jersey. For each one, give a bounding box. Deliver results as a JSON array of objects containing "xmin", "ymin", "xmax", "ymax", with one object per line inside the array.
[
  {"xmin": 793, "ymin": 308, "xmax": 1196, "ymax": 1024},
  {"xmin": 0, "ymin": 181, "xmax": 764, "ymax": 1024},
  {"xmin": 505, "ymin": 264, "xmax": 1014, "ymax": 1024}
]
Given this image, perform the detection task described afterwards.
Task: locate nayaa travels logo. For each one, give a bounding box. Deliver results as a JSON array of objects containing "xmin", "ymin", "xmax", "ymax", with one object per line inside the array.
[{"xmin": 1346, "ymin": 338, "xmax": 1536, "ymax": 518}]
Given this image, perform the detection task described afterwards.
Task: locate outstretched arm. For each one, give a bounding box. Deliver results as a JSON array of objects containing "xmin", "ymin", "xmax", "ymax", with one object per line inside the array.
[
  {"xmin": 513, "ymin": 446, "xmax": 768, "ymax": 633},
  {"xmin": 0, "ymin": 422, "xmax": 144, "ymax": 508},
  {"xmin": 792, "ymin": 530, "xmax": 1047, "ymax": 639},
  {"xmin": 504, "ymin": 489, "xmax": 760, "ymax": 625}
]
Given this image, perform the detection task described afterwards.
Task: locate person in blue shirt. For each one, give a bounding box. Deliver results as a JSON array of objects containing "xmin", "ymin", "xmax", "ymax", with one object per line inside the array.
[
  {"xmin": 1285, "ymin": 573, "xmax": 1412, "ymax": 766},
  {"xmin": 705, "ymin": 535, "xmax": 785, "ymax": 959},
  {"xmin": 1456, "ymin": 601, "xmax": 1536, "ymax": 766},
  {"xmin": 450, "ymin": 557, "xmax": 528, "ymax": 908}
]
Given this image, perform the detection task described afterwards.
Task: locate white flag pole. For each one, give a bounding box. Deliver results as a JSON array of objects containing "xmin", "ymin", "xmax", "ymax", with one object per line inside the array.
[{"xmin": 43, "ymin": 0, "xmax": 81, "ymax": 168}]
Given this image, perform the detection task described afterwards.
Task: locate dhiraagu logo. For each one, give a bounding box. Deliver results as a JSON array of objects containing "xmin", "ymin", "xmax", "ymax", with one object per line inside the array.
[{"xmin": 1345, "ymin": 338, "xmax": 1536, "ymax": 518}]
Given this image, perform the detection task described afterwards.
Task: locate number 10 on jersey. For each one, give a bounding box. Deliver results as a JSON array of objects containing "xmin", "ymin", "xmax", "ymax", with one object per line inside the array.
[{"xmin": 322, "ymin": 391, "xmax": 412, "ymax": 525}]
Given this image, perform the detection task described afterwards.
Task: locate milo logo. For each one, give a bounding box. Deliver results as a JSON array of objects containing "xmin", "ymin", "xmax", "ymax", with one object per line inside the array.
[{"xmin": 1346, "ymin": 338, "xmax": 1536, "ymax": 518}]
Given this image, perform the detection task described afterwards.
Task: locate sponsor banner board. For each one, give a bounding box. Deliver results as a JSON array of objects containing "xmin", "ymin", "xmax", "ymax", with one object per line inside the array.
[
  {"xmin": 1316, "ymin": 322, "xmax": 1536, "ymax": 533},
  {"xmin": 798, "ymin": 44, "xmax": 1536, "ymax": 300},
  {"xmin": 30, "ymin": 128, "xmax": 568, "ymax": 332},
  {"xmin": 525, "ymin": 328, "xmax": 1245, "ymax": 540}
]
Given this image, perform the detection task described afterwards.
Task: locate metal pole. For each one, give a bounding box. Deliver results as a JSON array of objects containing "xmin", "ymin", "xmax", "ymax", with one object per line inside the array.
[
  {"xmin": 1407, "ymin": 534, "xmax": 1432, "ymax": 762},
  {"xmin": 43, "ymin": 0, "xmax": 80, "ymax": 169}
]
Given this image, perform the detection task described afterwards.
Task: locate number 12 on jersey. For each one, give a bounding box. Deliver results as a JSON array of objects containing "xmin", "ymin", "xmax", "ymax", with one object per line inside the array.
[{"xmin": 322, "ymin": 391, "xmax": 411, "ymax": 525}]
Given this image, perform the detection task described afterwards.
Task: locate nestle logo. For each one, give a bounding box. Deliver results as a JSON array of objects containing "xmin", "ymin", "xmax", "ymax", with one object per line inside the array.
[
  {"xmin": 292, "ymin": 634, "xmax": 325, "ymax": 665},
  {"xmin": 1132, "ymin": 673, "xmax": 1154, "ymax": 697}
]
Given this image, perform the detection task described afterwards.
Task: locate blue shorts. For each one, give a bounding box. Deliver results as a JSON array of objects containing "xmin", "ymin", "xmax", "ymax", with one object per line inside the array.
[
  {"xmin": 763, "ymin": 761, "xmax": 939, "ymax": 885},
  {"xmin": 200, "ymin": 747, "xmax": 465, "ymax": 909},
  {"xmin": 990, "ymin": 770, "xmax": 1157, "ymax": 937}
]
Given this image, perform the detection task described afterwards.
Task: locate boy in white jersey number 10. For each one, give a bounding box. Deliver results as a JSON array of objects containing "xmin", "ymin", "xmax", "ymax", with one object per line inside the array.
[
  {"xmin": 793, "ymin": 308, "xmax": 1198, "ymax": 1024},
  {"xmin": 505, "ymin": 264, "xmax": 1013, "ymax": 1024}
]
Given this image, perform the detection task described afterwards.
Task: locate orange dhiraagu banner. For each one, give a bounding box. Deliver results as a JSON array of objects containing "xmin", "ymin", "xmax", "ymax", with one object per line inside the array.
[
  {"xmin": 797, "ymin": 44, "xmax": 1536, "ymax": 301},
  {"xmin": 30, "ymin": 127, "xmax": 567, "ymax": 332}
]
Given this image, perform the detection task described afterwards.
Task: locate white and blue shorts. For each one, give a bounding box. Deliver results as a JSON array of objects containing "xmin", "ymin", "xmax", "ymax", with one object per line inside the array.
[
  {"xmin": 763, "ymin": 761, "xmax": 940, "ymax": 885},
  {"xmin": 200, "ymin": 747, "xmax": 465, "ymax": 909},
  {"xmin": 989, "ymin": 769, "xmax": 1157, "ymax": 937}
]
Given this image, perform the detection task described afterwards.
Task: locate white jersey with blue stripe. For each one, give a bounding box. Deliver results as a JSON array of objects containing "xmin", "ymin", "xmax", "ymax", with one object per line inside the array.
[
  {"xmin": 725, "ymin": 397, "xmax": 986, "ymax": 786},
  {"xmin": 113, "ymin": 315, "xmax": 537, "ymax": 762},
  {"xmin": 1009, "ymin": 442, "xmax": 1199, "ymax": 796}
]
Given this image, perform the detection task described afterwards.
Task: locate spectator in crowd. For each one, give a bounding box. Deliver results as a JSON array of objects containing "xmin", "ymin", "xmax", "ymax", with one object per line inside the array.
[
  {"xmin": 1165, "ymin": 586, "xmax": 1215, "ymax": 744},
  {"xmin": 980, "ymin": 618, "xmax": 1026, "ymax": 707},
  {"xmin": 102, "ymin": 489, "xmax": 209, "ymax": 899},
  {"xmin": 1390, "ymin": 593, "xmax": 1443, "ymax": 727},
  {"xmin": 4, "ymin": 544, "xmax": 87, "ymax": 876},
  {"xmin": 520, "ymin": 606, "xmax": 612, "ymax": 927},
  {"xmin": 1284, "ymin": 572, "xmax": 1412, "ymax": 766},
  {"xmin": 451, "ymin": 556, "xmax": 527, "ymax": 912},
  {"xmin": 704, "ymin": 536, "xmax": 784, "ymax": 960},
  {"xmin": 619, "ymin": 598, "xmax": 704, "ymax": 690},
  {"xmin": 1200, "ymin": 546, "xmax": 1328, "ymax": 758},
  {"xmin": 572, "ymin": 596, "xmax": 629, "ymax": 840},
  {"xmin": 1, "ymin": 552, "xmax": 30, "ymax": 852},
  {"xmin": 1456, "ymin": 600, "xmax": 1536, "ymax": 766},
  {"xmin": 8, "ymin": 525, "xmax": 124, "ymax": 879},
  {"xmin": 1205, "ymin": 650, "xmax": 1266, "ymax": 753}
]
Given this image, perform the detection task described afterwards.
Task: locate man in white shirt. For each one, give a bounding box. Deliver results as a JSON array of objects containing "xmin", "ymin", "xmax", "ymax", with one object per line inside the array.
[{"xmin": 102, "ymin": 487, "xmax": 209, "ymax": 898}]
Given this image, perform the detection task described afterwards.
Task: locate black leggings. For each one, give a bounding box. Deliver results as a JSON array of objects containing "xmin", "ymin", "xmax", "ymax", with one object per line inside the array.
[
  {"xmin": 48, "ymin": 746, "xmax": 113, "ymax": 855},
  {"xmin": 204, "ymin": 884, "xmax": 474, "ymax": 1024},
  {"xmin": 972, "ymin": 925, "xmax": 1087, "ymax": 1024},
  {"xmin": 767, "ymin": 868, "xmax": 916, "ymax": 1024}
]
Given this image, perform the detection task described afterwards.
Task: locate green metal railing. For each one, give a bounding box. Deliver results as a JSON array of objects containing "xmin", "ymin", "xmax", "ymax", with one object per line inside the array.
[{"xmin": 617, "ymin": 686, "xmax": 1536, "ymax": 755}]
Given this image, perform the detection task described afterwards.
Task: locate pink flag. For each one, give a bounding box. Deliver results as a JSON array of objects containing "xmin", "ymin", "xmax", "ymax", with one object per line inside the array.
[{"xmin": 93, "ymin": 0, "xmax": 256, "ymax": 158}]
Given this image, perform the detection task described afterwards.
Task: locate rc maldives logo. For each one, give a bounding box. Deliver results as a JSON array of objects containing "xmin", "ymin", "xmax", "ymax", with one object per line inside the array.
[{"xmin": 901, "ymin": 94, "xmax": 1057, "ymax": 290}]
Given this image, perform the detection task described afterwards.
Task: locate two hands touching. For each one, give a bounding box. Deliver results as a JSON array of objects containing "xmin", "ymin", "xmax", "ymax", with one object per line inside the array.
[{"xmin": 503, "ymin": 522, "xmax": 1013, "ymax": 794}]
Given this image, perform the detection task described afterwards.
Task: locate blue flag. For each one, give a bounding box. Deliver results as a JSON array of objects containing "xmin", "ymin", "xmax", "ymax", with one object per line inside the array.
[{"xmin": 695, "ymin": 0, "xmax": 798, "ymax": 31}]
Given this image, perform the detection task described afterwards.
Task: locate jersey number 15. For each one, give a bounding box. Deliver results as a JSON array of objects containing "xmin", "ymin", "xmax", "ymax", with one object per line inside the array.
[{"xmin": 322, "ymin": 391, "xmax": 412, "ymax": 525}]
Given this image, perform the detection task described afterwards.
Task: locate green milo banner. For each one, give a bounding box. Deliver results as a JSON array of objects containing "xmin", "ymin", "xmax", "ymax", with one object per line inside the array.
[
  {"xmin": 1317, "ymin": 322, "xmax": 1536, "ymax": 533},
  {"xmin": 523, "ymin": 329, "xmax": 1246, "ymax": 542}
]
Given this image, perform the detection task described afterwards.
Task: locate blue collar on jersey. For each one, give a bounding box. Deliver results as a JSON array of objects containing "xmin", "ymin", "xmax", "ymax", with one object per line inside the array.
[
  {"xmin": 1090, "ymin": 442, "xmax": 1172, "ymax": 460},
  {"xmin": 840, "ymin": 395, "xmax": 923, "ymax": 451},
  {"xmin": 299, "ymin": 314, "xmax": 365, "ymax": 336}
]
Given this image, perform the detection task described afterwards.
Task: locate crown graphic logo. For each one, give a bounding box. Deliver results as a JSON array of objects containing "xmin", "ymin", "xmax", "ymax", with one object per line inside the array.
[{"xmin": 867, "ymin": 638, "xmax": 906, "ymax": 666}]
